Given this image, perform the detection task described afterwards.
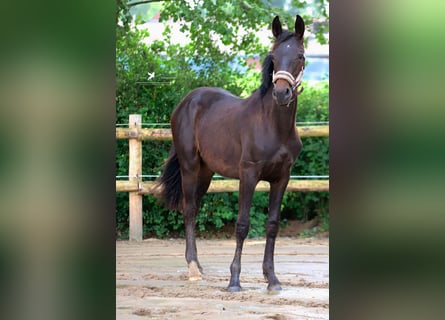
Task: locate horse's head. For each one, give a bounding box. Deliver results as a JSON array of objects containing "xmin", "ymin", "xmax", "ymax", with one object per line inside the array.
[{"xmin": 270, "ymin": 15, "xmax": 306, "ymax": 107}]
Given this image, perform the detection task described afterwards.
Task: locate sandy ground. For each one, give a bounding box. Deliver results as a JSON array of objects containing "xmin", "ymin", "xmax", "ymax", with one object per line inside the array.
[{"xmin": 116, "ymin": 237, "xmax": 329, "ymax": 319}]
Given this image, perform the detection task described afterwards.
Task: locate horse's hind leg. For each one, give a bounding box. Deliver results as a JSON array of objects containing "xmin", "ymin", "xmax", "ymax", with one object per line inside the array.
[
  {"xmin": 181, "ymin": 159, "xmax": 213, "ymax": 281},
  {"xmin": 181, "ymin": 163, "xmax": 201, "ymax": 280}
]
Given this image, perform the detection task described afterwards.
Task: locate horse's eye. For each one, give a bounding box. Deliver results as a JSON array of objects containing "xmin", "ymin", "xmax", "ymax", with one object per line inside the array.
[{"xmin": 298, "ymin": 54, "xmax": 304, "ymax": 60}]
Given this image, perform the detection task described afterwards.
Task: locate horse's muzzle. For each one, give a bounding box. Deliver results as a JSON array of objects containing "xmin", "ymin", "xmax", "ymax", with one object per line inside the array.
[
  {"xmin": 272, "ymin": 69, "xmax": 304, "ymax": 107},
  {"xmin": 272, "ymin": 85, "xmax": 292, "ymax": 106}
]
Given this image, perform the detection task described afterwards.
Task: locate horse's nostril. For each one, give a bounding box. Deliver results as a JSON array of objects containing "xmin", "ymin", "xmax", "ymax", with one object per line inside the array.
[{"xmin": 272, "ymin": 87, "xmax": 292, "ymax": 103}]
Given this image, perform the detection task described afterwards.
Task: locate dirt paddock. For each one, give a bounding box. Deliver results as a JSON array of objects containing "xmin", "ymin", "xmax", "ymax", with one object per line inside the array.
[{"xmin": 116, "ymin": 237, "xmax": 329, "ymax": 319}]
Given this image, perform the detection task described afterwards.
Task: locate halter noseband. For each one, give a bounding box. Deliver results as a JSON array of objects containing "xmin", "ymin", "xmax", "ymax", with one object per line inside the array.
[
  {"xmin": 272, "ymin": 67, "xmax": 304, "ymax": 94},
  {"xmin": 272, "ymin": 67, "xmax": 304, "ymax": 107}
]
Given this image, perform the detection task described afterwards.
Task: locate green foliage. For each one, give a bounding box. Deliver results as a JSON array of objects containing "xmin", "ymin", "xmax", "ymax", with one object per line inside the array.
[
  {"xmin": 298, "ymin": 209, "xmax": 329, "ymax": 237},
  {"xmin": 116, "ymin": 1, "xmax": 329, "ymax": 239},
  {"xmin": 160, "ymin": 0, "xmax": 329, "ymax": 58},
  {"xmin": 128, "ymin": 2, "xmax": 162, "ymax": 22},
  {"xmin": 248, "ymin": 193, "xmax": 269, "ymax": 238},
  {"xmin": 142, "ymin": 194, "xmax": 180, "ymax": 238},
  {"xmin": 197, "ymin": 193, "xmax": 238, "ymax": 231}
]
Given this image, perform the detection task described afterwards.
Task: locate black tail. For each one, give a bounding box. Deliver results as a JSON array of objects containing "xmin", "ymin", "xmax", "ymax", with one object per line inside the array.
[{"xmin": 155, "ymin": 147, "xmax": 182, "ymax": 211}]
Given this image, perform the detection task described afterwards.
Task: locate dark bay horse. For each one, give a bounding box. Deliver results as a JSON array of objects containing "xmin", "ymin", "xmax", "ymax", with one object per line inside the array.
[{"xmin": 156, "ymin": 15, "xmax": 306, "ymax": 292}]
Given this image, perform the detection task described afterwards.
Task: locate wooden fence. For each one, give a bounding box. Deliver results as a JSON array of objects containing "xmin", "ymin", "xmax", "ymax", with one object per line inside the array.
[{"xmin": 117, "ymin": 114, "xmax": 329, "ymax": 241}]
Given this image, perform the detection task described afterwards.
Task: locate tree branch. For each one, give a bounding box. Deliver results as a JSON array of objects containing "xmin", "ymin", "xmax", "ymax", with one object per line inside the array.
[{"xmin": 127, "ymin": 0, "xmax": 170, "ymax": 7}]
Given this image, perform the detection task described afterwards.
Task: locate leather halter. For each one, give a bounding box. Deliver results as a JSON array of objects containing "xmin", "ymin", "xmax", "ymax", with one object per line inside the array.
[
  {"xmin": 272, "ymin": 67, "xmax": 304, "ymax": 92},
  {"xmin": 272, "ymin": 67, "xmax": 304, "ymax": 107}
]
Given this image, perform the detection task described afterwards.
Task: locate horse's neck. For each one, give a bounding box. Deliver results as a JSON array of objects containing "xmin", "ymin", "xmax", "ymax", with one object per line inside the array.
[{"xmin": 262, "ymin": 90, "xmax": 298, "ymax": 134}]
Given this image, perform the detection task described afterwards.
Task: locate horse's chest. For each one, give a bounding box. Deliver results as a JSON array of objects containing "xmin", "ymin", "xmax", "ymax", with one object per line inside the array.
[
  {"xmin": 264, "ymin": 146, "xmax": 295, "ymax": 170},
  {"xmin": 251, "ymin": 139, "xmax": 301, "ymax": 180},
  {"xmin": 255, "ymin": 135, "xmax": 301, "ymax": 164}
]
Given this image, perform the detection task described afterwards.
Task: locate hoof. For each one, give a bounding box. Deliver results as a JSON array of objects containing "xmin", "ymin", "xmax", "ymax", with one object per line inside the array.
[
  {"xmin": 227, "ymin": 286, "xmax": 242, "ymax": 292},
  {"xmin": 188, "ymin": 261, "xmax": 202, "ymax": 281},
  {"xmin": 267, "ymin": 283, "xmax": 282, "ymax": 291}
]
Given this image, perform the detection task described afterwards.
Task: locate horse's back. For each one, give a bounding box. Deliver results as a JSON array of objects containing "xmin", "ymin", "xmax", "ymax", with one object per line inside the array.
[
  {"xmin": 171, "ymin": 86, "xmax": 245, "ymax": 178},
  {"xmin": 173, "ymin": 86, "xmax": 240, "ymax": 113},
  {"xmin": 172, "ymin": 86, "xmax": 244, "ymax": 133}
]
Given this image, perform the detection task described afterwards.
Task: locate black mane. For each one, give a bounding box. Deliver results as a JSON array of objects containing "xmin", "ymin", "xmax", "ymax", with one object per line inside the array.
[{"xmin": 259, "ymin": 53, "xmax": 274, "ymax": 97}]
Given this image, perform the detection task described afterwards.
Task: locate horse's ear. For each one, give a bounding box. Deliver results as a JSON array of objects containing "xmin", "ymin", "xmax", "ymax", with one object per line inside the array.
[
  {"xmin": 295, "ymin": 15, "xmax": 305, "ymax": 40},
  {"xmin": 272, "ymin": 16, "xmax": 282, "ymax": 38}
]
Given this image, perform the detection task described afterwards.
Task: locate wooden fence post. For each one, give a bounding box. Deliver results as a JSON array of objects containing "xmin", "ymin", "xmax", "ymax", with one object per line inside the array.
[{"xmin": 128, "ymin": 114, "xmax": 143, "ymax": 241}]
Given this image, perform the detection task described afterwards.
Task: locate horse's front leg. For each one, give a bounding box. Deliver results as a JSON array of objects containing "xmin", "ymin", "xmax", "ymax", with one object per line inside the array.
[
  {"xmin": 263, "ymin": 176, "xmax": 290, "ymax": 291},
  {"xmin": 227, "ymin": 172, "xmax": 257, "ymax": 292}
]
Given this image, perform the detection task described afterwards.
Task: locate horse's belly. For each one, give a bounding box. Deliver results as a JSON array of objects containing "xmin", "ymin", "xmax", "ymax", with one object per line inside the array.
[
  {"xmin": 200, "ymin": 149, "xmax": 240, "ymax": 179},
  {"xmin": 196, "ymin": 120, "xmax": 242, "ymax": 178}
]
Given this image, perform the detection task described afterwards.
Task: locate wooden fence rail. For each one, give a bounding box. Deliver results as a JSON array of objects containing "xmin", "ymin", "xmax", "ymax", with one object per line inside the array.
[
  {"xmin": 117, "ymin": 114, "xmax": 329, "ymax": 241},
  {"xmin": 116, "ymin": 125, "xmax": 329, "ymax": 141},
  {"xmin": 116, "ymin": 179, "xmax": 329, "ymax": 194}
]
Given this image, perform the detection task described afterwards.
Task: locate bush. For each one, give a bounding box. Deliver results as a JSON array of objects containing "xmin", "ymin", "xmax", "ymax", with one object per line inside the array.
[{"xmin": 116, "ymin": 21, "xmax": 328, "ymax": 239}]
